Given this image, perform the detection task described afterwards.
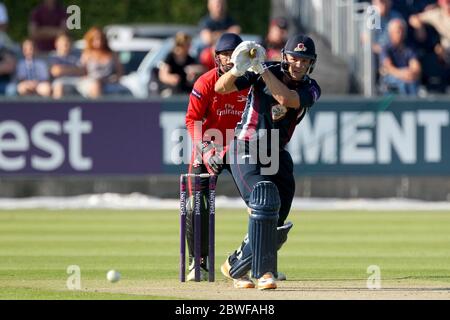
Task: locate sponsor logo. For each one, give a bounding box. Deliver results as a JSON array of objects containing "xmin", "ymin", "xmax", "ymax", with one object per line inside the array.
[
  {"xmin": 271, "ymin": 104, "xmax": 288, "ymax": 121},
  {"xmin": 217, "ymin": 104, "xmax": 244, "ymax": 117},
  {"xmin": 295, "ymin": 43, "xmax": 307, "ymax": 52},
  {"xmin": 191, "ymin": 88, "xmax": 202, "ymax": 99}
]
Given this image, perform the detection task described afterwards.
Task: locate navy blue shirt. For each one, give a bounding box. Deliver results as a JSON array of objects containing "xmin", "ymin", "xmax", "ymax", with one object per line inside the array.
[
  {"xmin": 48, "ymin": 53, "xmax": 79, "ymax": 67},
  {"xmin": 163, "ymin": 52, "xmax": 197, "ymax": 93},
  {"xmin": 380, "ymin": 44, "xmax": 417, "ymax": 68},
  {"xmin": 234, "ymin": 62, "xmax": 321, "ymax": 148},
  {"xmin": 198, "ymin": 14, "xmax": 237, "ymax": 32}
]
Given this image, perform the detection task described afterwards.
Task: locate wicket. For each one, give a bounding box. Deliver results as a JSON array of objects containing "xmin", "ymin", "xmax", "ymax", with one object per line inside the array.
[{"xmin": 179, "ymin": 173, "xmax": 217, "ymax": 282}]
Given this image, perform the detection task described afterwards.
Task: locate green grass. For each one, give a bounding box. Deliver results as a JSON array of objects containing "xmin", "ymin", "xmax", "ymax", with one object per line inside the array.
[{"xmin": 0, "ymin": 209, "xmax": 449, "ymax": 299}]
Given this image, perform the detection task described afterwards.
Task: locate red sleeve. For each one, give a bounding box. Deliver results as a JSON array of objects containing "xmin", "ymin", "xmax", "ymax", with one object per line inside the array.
[{"xmin": 185, "ymin": 74, "xmax": 212, "ymax": 144}]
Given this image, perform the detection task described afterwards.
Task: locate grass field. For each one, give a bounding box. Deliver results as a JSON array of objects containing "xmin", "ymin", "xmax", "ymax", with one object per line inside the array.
[{"xmin": 0, "ymin": 209, "xmax": 449, "ymax": 300}]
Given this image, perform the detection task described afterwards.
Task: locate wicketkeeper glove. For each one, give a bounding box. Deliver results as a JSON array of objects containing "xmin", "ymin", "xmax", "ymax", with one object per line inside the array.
[
  {"xmin": 206, "ymin": 144, "xmax": 228, "ymax": 175},
  {"xmin": 195, "ymin": 141, "xmax": 227, "ymax": 175}
]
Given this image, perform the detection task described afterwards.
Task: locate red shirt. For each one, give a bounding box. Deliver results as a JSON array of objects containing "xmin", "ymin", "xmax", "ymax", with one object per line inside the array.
[
  {"xmin": 199, "ymin": 46, "xmax": 216, "ymax": 71},
  {"xmin": 30, "ymin": 4, "xmax": 67, "ymax": 52},
  {"xmin": 186, "ymin": 68, "xmax": 249, "ymax": 147}
]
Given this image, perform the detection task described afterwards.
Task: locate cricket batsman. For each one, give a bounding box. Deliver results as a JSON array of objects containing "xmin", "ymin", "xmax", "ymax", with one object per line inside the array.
[
  {"xmin": 184, "ymin": 33, "xmax": 251, "ymax": 283},
  {"xmin": 215, "ymin": 34, "xmax": 321, "ymax": 289}
]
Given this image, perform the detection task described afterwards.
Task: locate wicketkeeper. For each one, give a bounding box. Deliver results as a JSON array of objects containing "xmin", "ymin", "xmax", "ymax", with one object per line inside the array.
[
  {"xmin": 184, "ymin": 33, "xmax": 250, "ymax": 281},
  {"xmin": 215, "ymin": 34, "xmax": 322, "ymax": 289}
]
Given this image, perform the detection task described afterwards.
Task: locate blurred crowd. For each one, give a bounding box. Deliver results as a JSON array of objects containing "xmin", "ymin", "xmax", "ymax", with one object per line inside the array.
[
  {"xmin": 362, "ymin": 0, "xmax": 450, "ymax": 95},
  {"xmin": 0, "ymin": 0, "xmax": 130, "ymax": 99},
  {"xmin": 1, "ymin": 0, "xmax": 448, "ymax": 99},
  {"xmin": 0, "ymin": 0, "xmax": 283, "ymax": 99}
]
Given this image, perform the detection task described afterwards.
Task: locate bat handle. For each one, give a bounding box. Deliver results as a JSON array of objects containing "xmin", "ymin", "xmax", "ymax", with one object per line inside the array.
[{"xmin": 249, "ymin": 48, "xmax": 257, "ymax": 58}]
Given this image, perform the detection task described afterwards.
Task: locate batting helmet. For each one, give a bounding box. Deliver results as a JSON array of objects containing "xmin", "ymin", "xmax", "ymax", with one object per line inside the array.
[
  {"xmin": 214, "ymin": 33, "xmax": 243, "ymax": 74},
  {"xmin": 281, "ymin": 34, "xmax": 317, "ymax": 75},
  {"xmin": 215, "ymin": 33, "xmax": 243, "ymax": 53}
]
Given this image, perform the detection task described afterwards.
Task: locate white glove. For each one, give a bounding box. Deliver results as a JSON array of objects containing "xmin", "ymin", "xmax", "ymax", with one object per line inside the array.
[
  {"xmin": 248, "ymin": 59, "xmax": 266, "ymax": 74},
  {"xmin": 230, "ymin": 41, "xmax": 254, "ymax": 77},
  {"xmin": 230, "ymin": 54, "xmax": 252, "ymax": 76},
  {"xmin": 233, "ymin": 41, "xmax": 267, "ymax": 75},
  {"xmin": 249, "ymin": 43, "xmax": 267, "ymax": 74},
  {"xmin": 249, "ymin": 62, "xmax": 265, "ymax": 74},
  {"xmin": 250, "ymin": 43, "xmax": 267, "ymax": 62}
]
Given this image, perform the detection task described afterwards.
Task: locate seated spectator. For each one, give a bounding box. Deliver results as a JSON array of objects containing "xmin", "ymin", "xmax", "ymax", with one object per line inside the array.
[
  {"xmin": 379, "ymin": 19, "xmax": 421, "ymax": 95},
  {"xmin": 391, "ymin": 0, "xmax": 437, "ymax": 21},
  {"xmin": 77, "ymin": 26, "xmax": 127, "ymax": 99},
  {"xmin": 264, "ymin": 17, "xmax": 289, "ymax": 61},
  {"xmin": 409, "ymin": 0, "xmax": 450, "ymax": 91},
  {"xmin": 48, "ymin": 33, "xmax": 84, "ymax": 99},
  {"xmin": 28, "ymin": 0, "xmax": 67, "ymax": 53},
  {"xmin": 0, "ymin": 31, "xmax": 15, "ymax": 54},
  {"xmin": 0, "ymin": 1, "xmax": 8, "ymax": 32},
  {"xmin": 0, "ymin": 37, "xmax": 15, "ymax": 95},
  {"xmin": 199, "ymin": 45, "xmax": 216, "ymax": 71},
  {"xmin": 198, "ymin": 30, "xmax": 222, "ymax": 71},
  {"xmin": 198, "ymin": 31, "xmax": 244, "ymax": 71},
  {"xmin": 198, "ymin": 0, "xmax": 241, "ymax": 50},
  {"xmin": 158, "ymin": 32, "xmax": 205, "ymax": 97},
  {"xmin": 361, "ymin": 0, "xmax": 404, "ymax": 86},
  {"xmin": 0, "ymin": 2, "xmax": 15, "ymax": 54},
  {"xmin": 371, "ymin": 0, "xmax": 404, "ymax": 55},
  {"xmin": 15, "ymin": 39, "xmax": 51, "ymax": 97}
]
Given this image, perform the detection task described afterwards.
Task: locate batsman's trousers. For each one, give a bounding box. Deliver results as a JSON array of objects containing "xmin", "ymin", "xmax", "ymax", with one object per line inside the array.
[{"xmin": 229, "ymin": 138, "xmax": 295, "ymax": 226}]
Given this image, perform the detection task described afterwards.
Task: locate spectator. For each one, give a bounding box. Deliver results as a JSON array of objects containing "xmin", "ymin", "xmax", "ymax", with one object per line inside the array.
[
  {"xmin": 0, "ymin": 1, "xmax": 8, "ymax": 32},
  {"xmin": 265, "ymin": 17, "xmax": 289, "ymax": 61},
  {"xmin": 362, "ymin": 0, "xmax": 404, "ymax": 87},
  {"xmin": 158, "ymin": 32, "xmax": 205, "ymax": 97},
  {"xmin": 0, "ymin": 31, "xmax": 15, "ymax": 54},
  {"xmin": 48, "ymin": 33, "xmax": 84, "ymax": 99},
  {"xmin": 199, "ymin": 43, "xmax": 218, "ymax": 71},
  {"xmin": 0, "ymin": 37, "xmax": 15, "ymax": 95},
  {"xmin": 199, "ymin": 0, "xmax": 241, "ymax": 48},
  {"xmin": 380, "ymin": 19, "xmax": 421, "ymax": 95},
  {"xmin": 409, "ymin": 0, "xmax": 450, "ymax": 90},
  {"xmin": 391, "ymin": 0, "xmax": 437, "ymax": 21},
  {"xmin": 15, "ymin": 39, "xmax": 51, "ymax": 97},
  {"xmin": 371, "ymin": 0, "xmax": 404, "ymax": 55},
  {"xmin": 28, "ymin": 0, "xmax": 67, "ymax": 53},
  {"xmin": 0, "ymin": 2, "xmax": 14, "ymax": 54},
  {"xmin": 77, "ymin": 26, "xmax": 126, "ymax": 99}
]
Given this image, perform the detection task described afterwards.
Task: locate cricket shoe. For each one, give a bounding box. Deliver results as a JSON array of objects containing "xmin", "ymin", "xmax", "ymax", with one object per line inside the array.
[
  {"xmin": 257, "ymin": 272, "xmax": 277, "ymax": 290},
  {"xmin": 187, "ymin": 259, "xmax": 208, "ymax": 281},
  {"xmin": 221, "ymin": 258, "xmax": 255, "ymax": 289}
]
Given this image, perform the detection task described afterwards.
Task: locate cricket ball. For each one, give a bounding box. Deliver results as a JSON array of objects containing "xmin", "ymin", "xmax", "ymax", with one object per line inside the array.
[{"xmin": 106, "ymin": 270, "xmax": 121, "ymax": 283}]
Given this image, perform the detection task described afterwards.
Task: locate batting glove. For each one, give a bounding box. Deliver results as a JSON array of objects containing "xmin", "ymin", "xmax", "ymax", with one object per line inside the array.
[
  {"xmin": 249, "ymin": 61, "xmax": 265, "ymax": 74},
  {"xmin": 230, "ymin": 41, "xmax": 255, "ymax": 76},
  {"xmin": 251, "ymin": 43, "xmax": 267, "ymax": 62},
  {"xmin": 248, "ymin": 44, "xmax": 266, "ymax": 74}
]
